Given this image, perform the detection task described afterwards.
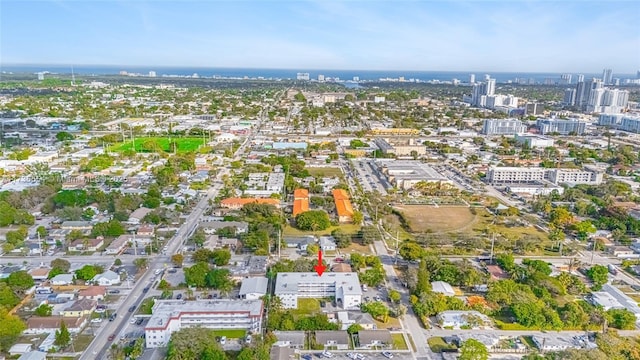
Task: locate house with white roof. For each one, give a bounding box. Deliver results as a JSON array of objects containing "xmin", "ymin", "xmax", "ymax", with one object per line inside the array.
[
  {"xmin": 436, "ymin": 310, "xmax": 492, "ymax": 329},
  {"xmin": 239, "ymin": 277, "xmax": 269, "ymax": 300},
  {"xmin": 50, "ymin": 274, "xmax": 74, "ymax": 286},
  {"xmin": 274, "ymin": 272, "xmax": 362, "ymax": 309},
  {"xmin": 91, "ymin": 270, "xmax": 121, "ymax": 286},
  {"xmin": 431, "ymin": 281, "xmax": 455, "ymax": 296}
]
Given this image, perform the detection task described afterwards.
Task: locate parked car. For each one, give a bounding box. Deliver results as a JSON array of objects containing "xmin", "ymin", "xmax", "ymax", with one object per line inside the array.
[
  {"xmin": 382, "ymin": 352, "xmax": 393, "ymax": 359},
  {"xmin": 136, "ymin": 318, "xmax": 144, "ymax": 325},
  {"xmin": 90, "ymin": 318, "xmax": 102, "ymax": 323},
  {"xmin": 108, "ymin": 290, "xmax": 120, "ymax": 294},
  {"xmin": 322, "ymin": 352, "xmax": 333, "ymax": 358},
  {"xmin": 176, "ymin": 293, "xmax": 183, "ymax": 300},
  {"xmin": 220, "ymin": 336, "xmax": 227, "ymax": 345},
  {"xmin": 245, "ymin": 335, "xmax": 252, "ymax": 344}
]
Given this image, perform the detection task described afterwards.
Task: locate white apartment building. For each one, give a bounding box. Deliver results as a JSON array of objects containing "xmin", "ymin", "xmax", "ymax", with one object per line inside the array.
[
  {"xmin": 144, "ymin": 300, "xmax": 263, "ymax": 348},
  {"xmin": 487, "ymin": 167, "xmax": 603, "ymax": 185},
  {"xmin": 274, "ymin": 272, "xmax": 362, "ymax": 310},
  {"xmin": 598, "ymin": 114, "xmax": 640, "ymax": 133},
  {"xmin": 536, "ymin": 118, "xmax": 587, "ymax": 135},
  {"xmin": 481, "ymin": 119, "xmax": 527, "ymax": 135},
  {"xmin": 514, "ymin": 134, "xmax": 555, "ymax": 149}
]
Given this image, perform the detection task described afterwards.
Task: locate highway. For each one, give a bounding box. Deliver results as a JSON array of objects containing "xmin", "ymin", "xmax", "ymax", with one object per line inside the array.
[{"xmin": 79, "ymin": 101, "xmax": 269, "ymax": 359}]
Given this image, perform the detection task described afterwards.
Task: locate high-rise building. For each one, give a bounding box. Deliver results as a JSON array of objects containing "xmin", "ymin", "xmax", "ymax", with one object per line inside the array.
[
  {"xmin": 149, "ymin": 71, "xmax": 156, "ymax": 77},
  {"xmin": 296, "ymin": 73, "xmax": 310, "ymax": 81},
  {"xmin": 577, "ymin": 74, "xmax": 585, "ymax": 83},
  {"xmin": 587, "ymin": 88, "xmax": 629, "ymax": 114},
  {"xmin": 560, "ymin": 74, "xmax": 572, "ymax": 85},
  {"xmin": 469, "ymin": 74, "xmax": 475, "ymax": 84},
  {"xmin": 486, "ymin": 78, "xmax": 496, "ymax": 96},
  {"xmin": 353, "ymin": 76, "xmax": 359, "ymax": 82},
  {"xmin": 318, "ymin": 74, "xmax": 325, "ymax": 82},
  {"xmin": 563, "ymin": 88, "xmax": 576, "ymax": 106},
  {"xmin": 537, "ymin": 118, "xmax": 587, "ymax": 135},
  {"xmin": 482, "ymin": 119, "xmax": 527, "ymax": 135},
  {"xmin": 602, "ymin": 68, "xmax": 613, "ymax": 85},
  {"xmin": 574, "ymin": 80, "xmax": 586, "ymax": 108}
]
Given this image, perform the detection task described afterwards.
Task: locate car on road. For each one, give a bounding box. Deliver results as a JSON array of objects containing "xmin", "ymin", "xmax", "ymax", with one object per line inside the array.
[
  {"xmin": 109, "ymin": 313, "xmax": 117, "ymax": 321},
  {"xmin": 90, "ymin": 318, "xmax": 102, "ymax": 323},
  {"xmin": 108, "ymin": 334, "xmax": 116, "ymax": 341},
  {"xmin": 128, "ymin": 306, "xmax": 136, "ymax": 312},
  {"xmin": 382, "ymin": 352, "xmax": 393, "ymax": 359},
  {"xmin": 142, "ymin": 287, "xmax": 150, "ymax": 293}
]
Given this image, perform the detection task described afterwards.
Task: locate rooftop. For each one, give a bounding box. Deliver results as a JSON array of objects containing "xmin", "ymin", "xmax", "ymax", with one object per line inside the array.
[
  {"xmin": 274, "ymin": 272, "xmax": 362, "ymax": 295},
  {"xmin": 146, "ymin": 299, "xmax": 263, "ymax": 330}
]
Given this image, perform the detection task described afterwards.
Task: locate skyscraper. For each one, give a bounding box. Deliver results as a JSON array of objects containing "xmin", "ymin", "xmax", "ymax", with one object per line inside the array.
[
  {"xmin": 469, "ymin": 74, "xmax": 475, "ymax": 84},
  {"xmin": 602, "ymin": 69, "xmax": 613, "ymax": 85},
  {"xmin": 563, "ymin": 88, "xmax": 576, "ymax": 106},
  {"xmin": 561, "ymin": 74, "xmax": 572, "ymax": 85},
  {"xmin": 577, "ymin": 74, "xmax": 585, "ymax": 83},
  {"xmin": 486, "ymin": 78, "xmax": 496, "ymax": 96}
]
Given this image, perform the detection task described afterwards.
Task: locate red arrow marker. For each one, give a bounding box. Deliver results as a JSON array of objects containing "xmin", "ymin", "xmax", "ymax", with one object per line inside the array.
[{"xmin": 314, "ymin": 249, "xmax": 327, "ymax": 276}]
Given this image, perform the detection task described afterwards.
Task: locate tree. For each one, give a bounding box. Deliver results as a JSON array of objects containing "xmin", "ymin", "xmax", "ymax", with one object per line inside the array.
[
  {"xmin": 307, "ymin": 243, "xmax": 320, "ymax": 257},
  {"xmin": 211, "ymin": 249, "xmax": 231, "ymax": 266},
  {"xmin": 75, "ymin": 264, "xmax": 103, "ymax": 281},
  {"xmin": 399, "ymin": 242, "xmax": 425, "ymax": 261},
  {"xmin": 586, "ymin": 265, "xmax": 609, "ymax": 290},
  {"xmin": 549, "ymin": 207, "xmax": 574, "ymax": 229},
  {"xmin": 134, "ymin": 258, "xmax": 149, "ymax": 271},
  {"xmin": 171, "ymin": 253, "xmax": 184, "ymax": 268},
  {"xmin": 54, "ymin": 321, "xmax": 71, "ymax": 348},
  {"xmin": 388, "ymin": 289, "xmax": 401, "ymax": 303},
  {"xmin": 56, "ymin": 131, "xmax": 74, "ymax": 142},
  {"xmin": 184, "ymin": 262, "xmax": 210, "ymax": 288},
  {"xmin": 167, "ymin": 327, "xmax": 223, "ymax": 360},
  {"xmin": 114, "ymin": 258, "xmax": 123, "ymax": 266},
  {"xmin": 6, "ymin": 271, "xmax": 34, "ymax": 293},
  {"xmin": 0, "ymin": 308, "xmax": 26, "ymax": 352},
  {"xmin": 158, "ymin": 279, "xmax": 171, "ymax": 290},
  {"xmin": 51, "ymin": 258, "xmax": 71, "ymax": 273},
  {"xmin": 205, "ymin": 269, "xmax": 234, "ymax": 291},
  {"xmin": 347, "ymin": 323, "xmax": 362, "ymax": 334},
  {"xmin": 352, "ymin": 211, "xmax": 363, "ymax": 225},
  {"xmin": 573, "ymin": 220, "xmax": 596, "ymax": 241},
  {"xmin": 607, "ymin": 308, "xmax": 637, "ymax": 330},
  {"xmin": 36, "ymin": 226, "xmax": 47, "ymax": 238},
  {"xmin": 332, "ymin": 228, "xmax": 351, "ymax": 248},
  {"xmin": 0, "ymin": 283, "xmax": 20, "ymax": 308},
  {"xmin": 459, "ymin": 339, "xmax": 488, "ymax": 360},
  {"xmin": 296, "ymin": 210, "xmax": 331, "ymax": 231},
  {"xmin": 361, "ymin": 301, "xmax": 389, "ymax": 322},
  {"xmin": 34, "ymin": 304, "xmax": 53, "ymax": 316}
]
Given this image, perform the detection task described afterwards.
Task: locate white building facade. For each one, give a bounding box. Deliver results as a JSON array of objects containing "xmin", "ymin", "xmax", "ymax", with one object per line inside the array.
[{"xmin": 274, "ymin": 272, "xmax": 362, "ymax": 310}]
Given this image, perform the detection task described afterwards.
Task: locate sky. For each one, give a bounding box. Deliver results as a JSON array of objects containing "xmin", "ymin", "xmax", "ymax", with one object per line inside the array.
[{"xmin": 1, "ymin": 0, "xmax": 639, "ymax": 73}]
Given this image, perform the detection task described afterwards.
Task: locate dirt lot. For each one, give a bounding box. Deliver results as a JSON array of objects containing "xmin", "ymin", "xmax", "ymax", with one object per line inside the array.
[{"xmin": 395, "ymin": 205, "xmax": 476, "ymax": 233}]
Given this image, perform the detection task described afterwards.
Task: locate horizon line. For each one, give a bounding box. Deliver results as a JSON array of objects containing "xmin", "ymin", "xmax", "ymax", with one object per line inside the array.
[{"xmin": 0, "ymin": 63, "xmax": 631, "ymax": 75}]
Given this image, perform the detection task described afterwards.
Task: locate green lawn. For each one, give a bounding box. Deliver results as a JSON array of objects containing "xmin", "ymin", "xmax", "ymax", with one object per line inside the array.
[
  {"xmin": 73, "ymin": 334, "xmax": 94, "ymax": 352},
  {"xmin": 293, "ymin": 298, "xmax": 321, "ymax": 316},
  {"xmin": 427, "ymin": 337, "xmax": 457, "ymax": 353},
  {"xmin": 306, "ymin": 167, "xmax": 343, "ymax": 177},
  {"xmin": 214, "ymin": 329, "xmax": 246, "ymax": 338},
  {"xmin": 391, "ymin": 333, "xmax": 408, "ymax": 350},
  {"xmin": 111, "ymin": 137, "xmax": 206, "ymax": 154}
]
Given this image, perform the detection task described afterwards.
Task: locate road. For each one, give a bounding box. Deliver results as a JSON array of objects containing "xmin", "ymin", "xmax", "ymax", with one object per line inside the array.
[{"xmin": 79, "ymin": 101, "xmax": 270, "ymax": 359}]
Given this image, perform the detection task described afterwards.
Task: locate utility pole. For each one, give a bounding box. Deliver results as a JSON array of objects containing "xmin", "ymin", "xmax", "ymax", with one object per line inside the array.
[{"xmin": 395, "ymin": 230, "xmax": 399, "ymax": 264}]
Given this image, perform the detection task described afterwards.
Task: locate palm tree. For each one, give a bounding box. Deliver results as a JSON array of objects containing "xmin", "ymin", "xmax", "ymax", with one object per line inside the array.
[{"xmin": 566, "ymin": 258, "xmax": 582, "ymax": 273}]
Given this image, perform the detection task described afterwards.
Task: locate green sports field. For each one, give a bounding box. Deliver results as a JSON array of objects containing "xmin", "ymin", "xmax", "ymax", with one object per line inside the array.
[{"xmin": 112, "ymin": 137, "xmax": 205, "ymax": 154}]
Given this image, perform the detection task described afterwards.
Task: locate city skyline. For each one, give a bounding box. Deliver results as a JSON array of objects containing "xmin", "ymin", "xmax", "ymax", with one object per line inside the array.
[{"xmin": 1, "ymin": 0, "xmax": 639, "ymax": 72}]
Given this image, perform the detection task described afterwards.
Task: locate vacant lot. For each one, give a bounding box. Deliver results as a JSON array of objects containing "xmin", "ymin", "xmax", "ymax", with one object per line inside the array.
[
  {"xmin": 306, "ymin": 167, "xmax": 343, "ymax": 177},
  {"xmin": 283, "ymin": 224, "xmax": 361, "ymax": 237},
  {"xmin": 112, "ymin": 137, "xmax": 205, "ymax": 153},
  {"xmin": 395, "ymin": 205, "xmax": 475, "ymax": 233}
]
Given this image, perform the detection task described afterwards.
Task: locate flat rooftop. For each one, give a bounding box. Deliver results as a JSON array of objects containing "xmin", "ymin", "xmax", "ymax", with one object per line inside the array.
[
  {"xmin": 274, "ymin": 272, "xmax": 362, "ymax": 295},
  {"xmin": 146, "ymin": 299, "xmax": 263, "ymax": 329},
  {"xmin": 376, "ymin": 160, "xmax": 448, "ymax": 181}
]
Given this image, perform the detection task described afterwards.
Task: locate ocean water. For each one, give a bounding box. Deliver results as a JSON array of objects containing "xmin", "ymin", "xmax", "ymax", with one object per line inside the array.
[{"xmin": 0, "ymin": 64, "xmax": 625, "ymax": 84}]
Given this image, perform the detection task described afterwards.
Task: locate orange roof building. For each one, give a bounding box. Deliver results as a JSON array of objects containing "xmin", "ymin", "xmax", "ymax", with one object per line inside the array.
[
  {"xmin": 332, "ymin": 189, "xmax": 354, "ymax": 223},
  {"xmin": 220, "ymin": 197, "xmax": 280, "ymax": 210},
  {"xmin": 293, "ymin": 189, "xmax": 310, "ymax": 217}
]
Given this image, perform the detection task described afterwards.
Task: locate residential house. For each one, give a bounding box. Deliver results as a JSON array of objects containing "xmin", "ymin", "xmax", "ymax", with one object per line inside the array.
[
  {"xmin": 436, "ymin": 311, "xmax": 491, "ymax": 329},
  {"xmin": 335, "ymin": 312, "xmax": 376, "ymax": 330},
  {"xmin": 60, "ymin": 221, "xmax": 92, "ymax": 230},
  {"xmin": 105, "ymin": 235, "xmax": 130, "ymax": 255},
  {"xmin": 356, "ymin": 330, "xmax": 391, "ymax": 349},
  {"xmin": 91, "ymin": 270, "xmax": 121, "ymax": 286},
  {"xmin": 609, "ymin": 246, "xmax": 637, "ymax": 258},
  {"xmin": 50, "ymin": 274, "xmax": 74, "ymax": 286},
  {"xmin": 199, "ymin": 221, "xmax": 249, "ymax": 235},
  {"xmin": 333, "ymin": 189, "xmax": 354, "ymax": 223},
  {"xmin": 137, "ymin": 225, "xmax": 155, "ymax": 237},
  {"xmin": 273, "ymin": 331, "xmax": 305, "ymax": 348},
  {"xmin": 24, "ymin": 316, "xmax": 87, "ymax": 335},
  {"xmin": 589, "ymin": 284, "xmax": 640, "ymax": 322},
  {"xmin": 239, "ymin": 277, "xmax": 269, "ymax": 300},
  {"xmin": 28, "ymin": 268, "xmax": 50, "ymax": 282},
  {"xmin": 9, "ymin": 343, "xmax": 32, "ymax": 356},
  {"xmin": 128, "ymin": 207, "xmax": 153, "ymax": 224},
  {"xmin": 315, "ymin": 331, "xmax": 350, "ymax": 350},
  {"xmin": 78, "ymin": 286, "xmax": 106, "ymax": 301},
  {"xmin": 0, "ymin": 265, "xmax": 24, "ymax": 279},
  {"xmin": 431, "ymin": 281, "xmax": 455, "ymax": 296},
  {"xmin": 18, "ymin": 351, "xmax": 47, "ymax": 360},
  {"xmin": 203, "ymin": 235, "xmax": 238, "ymax": 250},
  {"xmin": 531, "ymin": 335, "xmax": 585, "ymax": 352},
  {"xmin": 270, "ymin": 346, "xmax": 296, "ymax": 360},
  {"xmin": 319, "ymin": 236, "xmax": 337, "ymax": 252},
  {"xmin": 61, "ymin": 299, "xmax": 97, "ymax": 317},
  {"xmin": 68, "ymin": 237, "xmax": 104, "ymax": 252},
  {"xmin": 282, "ymin": 236, "xmax": 315, "ymax": 251}
]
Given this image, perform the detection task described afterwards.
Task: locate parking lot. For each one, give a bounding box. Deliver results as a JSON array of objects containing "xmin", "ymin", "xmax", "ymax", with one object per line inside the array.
[
  {"xmin": 302, "ymin": 351, "xmax": 413, "ymax": 360},
  {"xmin": 352, "ymin": 160, "xmax": 390, "ymax": 195}
]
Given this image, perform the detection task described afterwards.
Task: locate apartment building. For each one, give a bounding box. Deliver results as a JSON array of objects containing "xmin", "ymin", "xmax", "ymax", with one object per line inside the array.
[
  {"xmin": 487, "ymin": 167, "xmax": 603, "ymax": 185},
  {"xmin": 332, "ymin": 189, "xmax": 354, "ymax": 223},
  {"xmin": 536, "ymin": 118, "xmax": 586, "ymax": 135},
  {"xmin": 481, "ymin": 119, "xmax": 526, "ymax": 135},
  {"xmin": 145, "ymin": 300, "xmax": 263, "ymax": 348},
  {"xmin": 274, "ymin": 272, "xmax": 362, "ymax": 310},
  {"xmin": 292, "ymin": 189, "xmax": 310, "ymax": 217}
]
